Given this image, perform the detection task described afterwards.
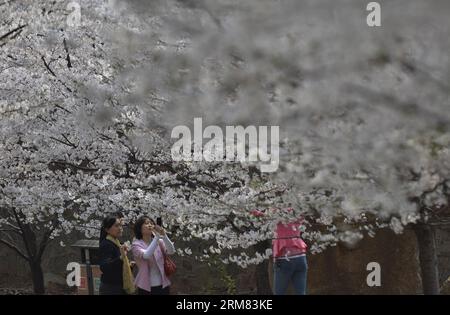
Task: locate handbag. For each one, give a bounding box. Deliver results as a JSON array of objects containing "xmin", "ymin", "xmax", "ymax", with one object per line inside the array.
[{"xmin": 158, "ymin": 241, "xmax": 177, "ymax": 276}]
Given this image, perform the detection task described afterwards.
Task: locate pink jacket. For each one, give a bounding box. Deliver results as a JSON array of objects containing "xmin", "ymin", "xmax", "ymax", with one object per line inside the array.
[
  {"xmin": 272, "ymin": 220, "xmax": 307, "ymax": 258},
  {"xmin": 131, "ymin": 238, "xmax": 171, "ymax": 292},
  {"xmin": 251, "ymin": 208, "xmax": 307, "ymax": 258}
]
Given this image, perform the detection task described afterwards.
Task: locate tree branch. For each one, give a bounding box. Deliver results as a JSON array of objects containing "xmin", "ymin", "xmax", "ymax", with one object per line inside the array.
[
  {"xmin": 49, "ymin": 160, "xmax": 99, "ymax": 172},
  {"xmin": 0, "ymin": 221, "xmax": 21, "ymax": 233},
  {"xmin": 37, "ymin": 225, "xmax": 55, "ymax": 259},
  {"xmin": 63, "ymin": 37, "xmax": 72, "ymax": 69},
  {"xmin": 62, "ymin": 134, "xmax": 76, "ymax": 147},
  {"xmin": 41, "ymin": 56, "xmax": 57, "ymax": 77},
  {"xmin": 0, "ymin": 238, "xmax": 29, "ymax": 261},
  {"xmin": 11, "ymin": 208, "xmax": 34, "ymax": 258},
  {"xmin": 0, "ymin": 24, "xmax": 27, "ymax": 41},
  {"xmin": 0, "ymin": 228, "xmax": 21, "ymax": 236},
  {"xmin": 55, "ymin": 104, "xmax": 71, "ymax": 114},
  {"xmin": 49, "ymin": 136, "xmax": 76, "ymax": 148}
]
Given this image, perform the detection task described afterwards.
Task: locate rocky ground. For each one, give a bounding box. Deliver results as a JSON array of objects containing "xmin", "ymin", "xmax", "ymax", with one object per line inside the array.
[
  {"xmin": 0, "ymin": 283, "xmax": 77, "ymax": 295},
  {"xmin": 0, "ymin": 288, "xmax": 34, "ymax": 295}
]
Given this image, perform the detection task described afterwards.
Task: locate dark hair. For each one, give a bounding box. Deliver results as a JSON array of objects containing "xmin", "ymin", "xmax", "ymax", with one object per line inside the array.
[
  {"xmin": 133, "ymin": 216, "xmax": 155, "ymax": 240},
  {"xmin": 99, "ymin": 215, "xmax": 120, "ymax": 242},
  {"xmin": 114, "ymin": 211, "xmax": 124, "ymax": 219}
]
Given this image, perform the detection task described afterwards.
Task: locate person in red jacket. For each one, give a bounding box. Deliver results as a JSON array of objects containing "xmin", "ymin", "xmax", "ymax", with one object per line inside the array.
[{"xmin": 252, "ymin": 208, "xmax": 308, "ymax": 295}]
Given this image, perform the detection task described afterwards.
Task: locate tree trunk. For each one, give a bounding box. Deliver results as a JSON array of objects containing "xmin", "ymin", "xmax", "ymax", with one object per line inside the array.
[
  {"xmin": 254, "ymin": 240, "xmax": 272, "ymax": 295},
  {"xmin": 413, "ymin": 223, "xmax": 440, "ymax": 295},
  {"xmin": 29, "ymin": 259, "xmax": 45, "ymax": 294}
]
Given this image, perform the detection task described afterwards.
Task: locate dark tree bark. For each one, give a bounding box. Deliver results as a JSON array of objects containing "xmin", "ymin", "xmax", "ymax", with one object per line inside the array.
[
  {"xmin": 0, "ymin": 208, "xmax": 53, "ymax": 294},
  {"xmin": 254, "ymin": 240, "xmax": 272, "ymax": 295},
  {"xmin": 29, "ymin": 259, "xmax": 45, "ymax": 294},
  {"xmin": 413, "ymin": 223, "xmax": 440, "ymax": 295}
]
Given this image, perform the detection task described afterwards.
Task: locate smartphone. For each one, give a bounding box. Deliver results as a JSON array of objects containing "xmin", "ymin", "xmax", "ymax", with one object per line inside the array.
[{"xmin": 156, "ymin": 217, "xmax": 163, "ymax": 226}]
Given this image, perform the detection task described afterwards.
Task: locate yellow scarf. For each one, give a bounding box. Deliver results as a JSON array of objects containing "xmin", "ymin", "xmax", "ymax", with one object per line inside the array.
[{"xmin": 106, "ymin": 235, "xmax": 135, "ymax": 295}]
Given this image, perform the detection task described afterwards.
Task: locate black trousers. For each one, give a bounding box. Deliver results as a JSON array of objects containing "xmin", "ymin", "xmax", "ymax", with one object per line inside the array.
[
  {"xmin": 99, "ymin": 282, "xmax": 125, "ymax": 295},
  {"xmin": 138, "ymin": 286, "xmax": 170, "ymax": 295}
]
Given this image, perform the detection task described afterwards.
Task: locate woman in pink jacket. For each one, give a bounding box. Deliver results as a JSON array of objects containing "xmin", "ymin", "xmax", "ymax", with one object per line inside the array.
[
  {"xmin": 252, "ymin": 208, "xmax": 308, "ymax": 295},
  {"xmin": 131, "ymin": 216, "xmax": 175, "ymax": 295}
]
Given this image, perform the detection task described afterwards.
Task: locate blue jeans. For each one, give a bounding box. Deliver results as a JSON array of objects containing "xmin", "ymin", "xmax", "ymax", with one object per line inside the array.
[{"xmin": 273, "ymin": 255, "xmax": 308, "ymax": 295}]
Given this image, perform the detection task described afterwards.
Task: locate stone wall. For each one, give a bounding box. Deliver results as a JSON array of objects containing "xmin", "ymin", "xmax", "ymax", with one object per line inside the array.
[{"xmin": 306, "ymin": 227, "xmax": 422, "ymax": 294}]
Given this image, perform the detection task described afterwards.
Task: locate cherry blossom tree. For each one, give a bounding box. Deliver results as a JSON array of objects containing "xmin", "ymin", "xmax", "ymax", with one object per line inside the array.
[
  {"xmin": 111, "ymin": 0, "xmax": 450, "ymax": 294},
  {"xmin": 2, "ymin": 0, "xmax": 450, "ymax": 295},
  {"xmin": 0, "ymin": 0, "xmax": 279, "ymax": 293}
]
